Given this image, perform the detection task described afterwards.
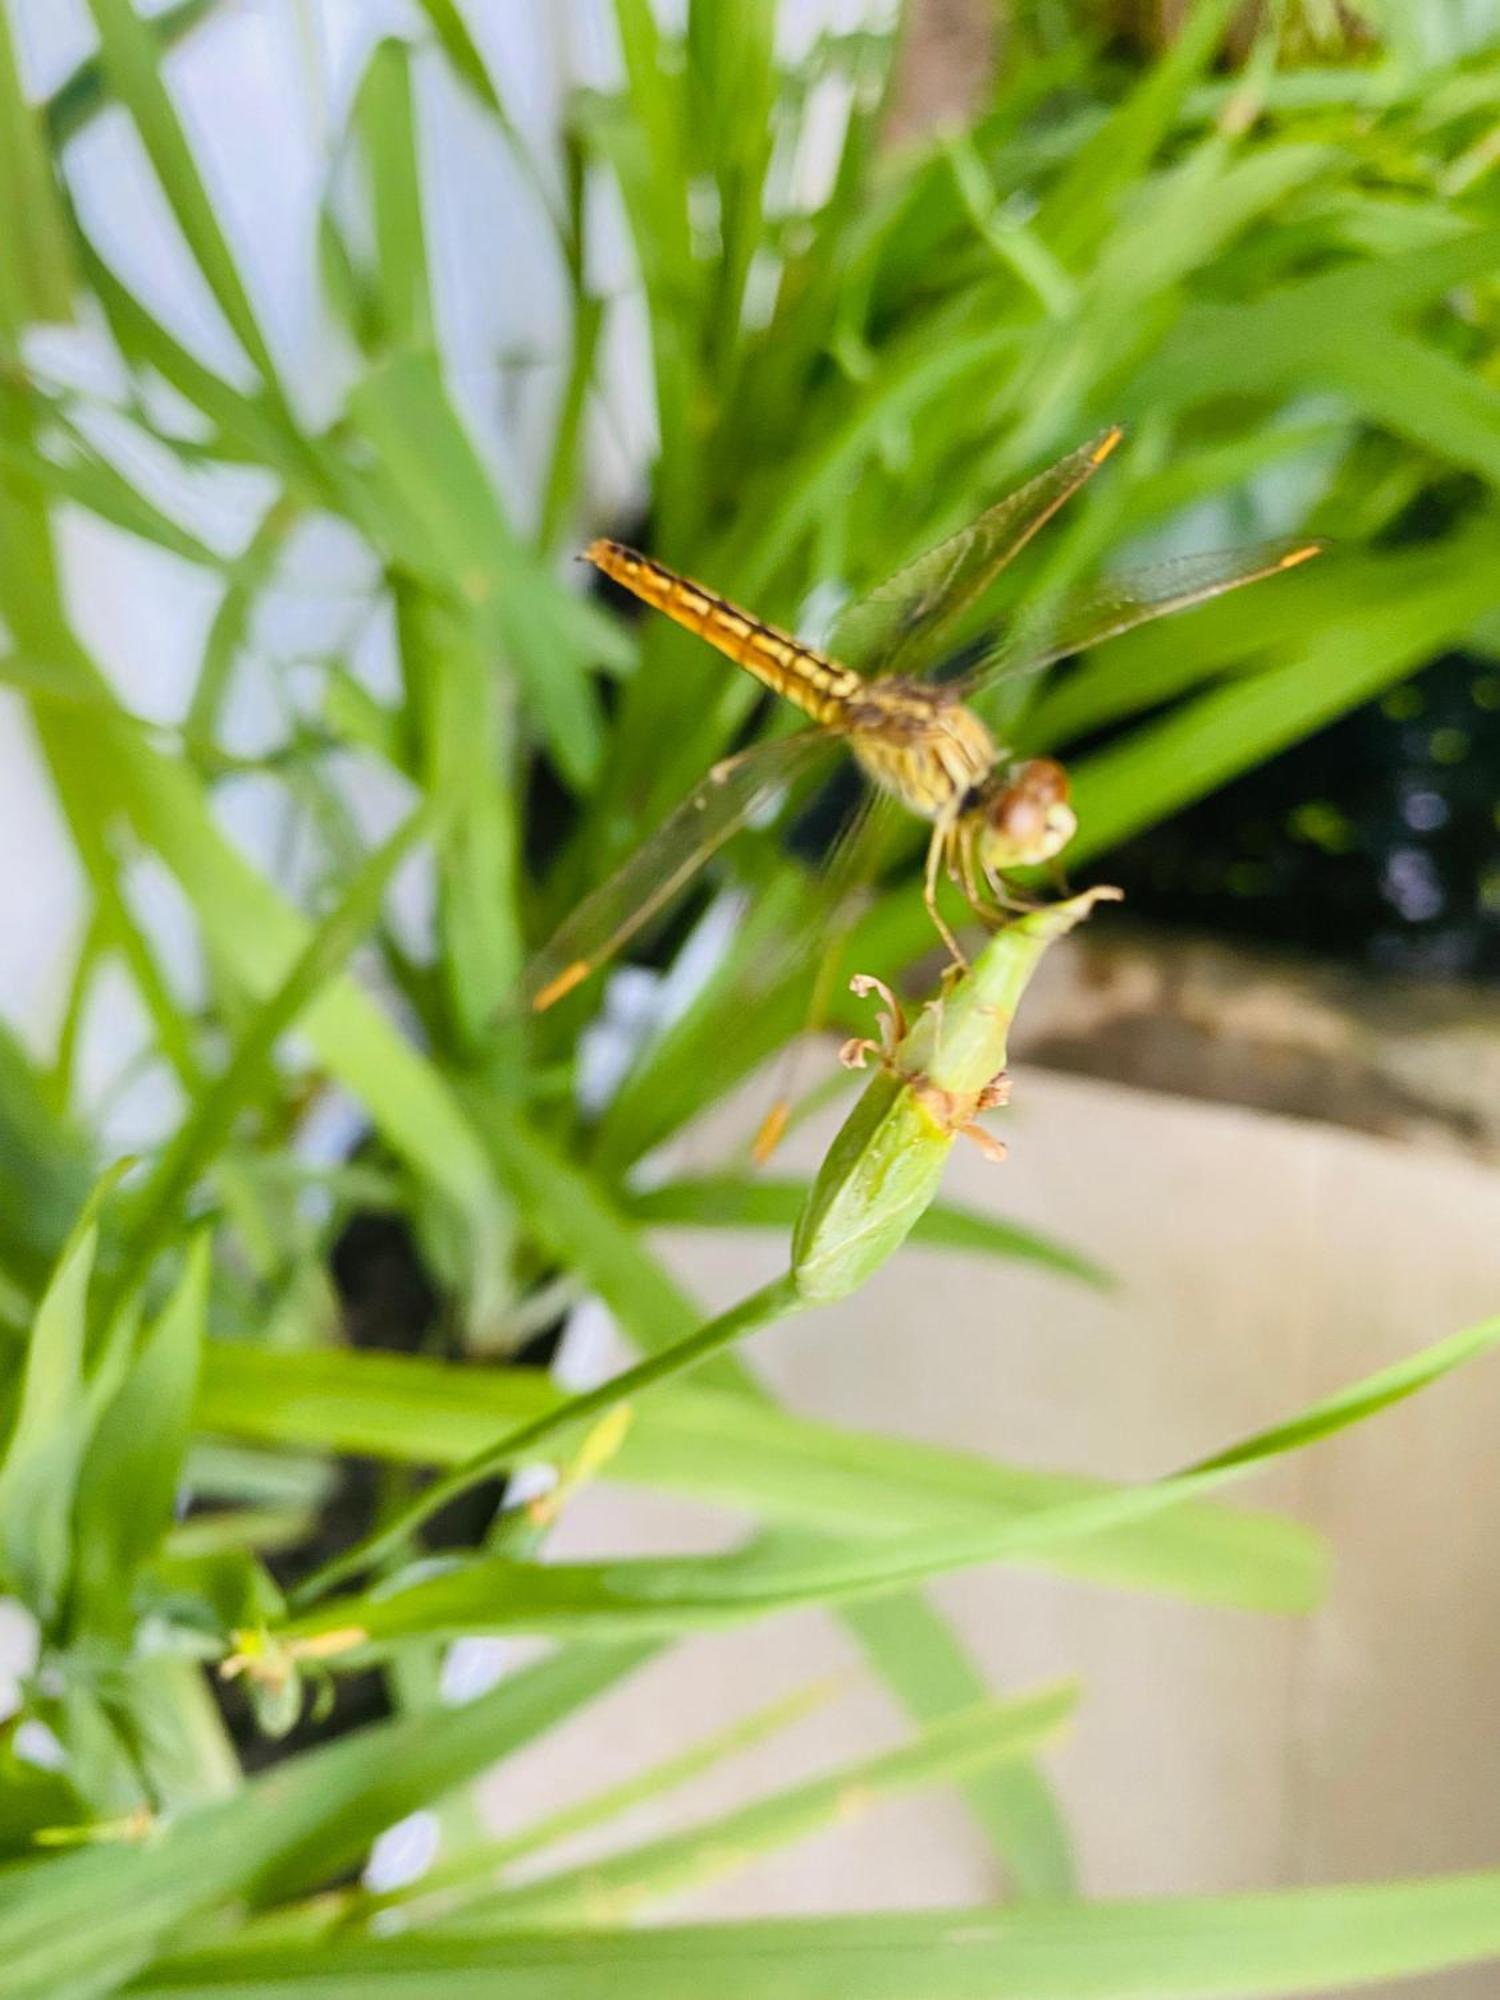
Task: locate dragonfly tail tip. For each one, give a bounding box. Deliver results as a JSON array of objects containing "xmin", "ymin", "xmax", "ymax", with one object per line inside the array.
[
  {"xmin": 531, "ymin": 961, "xmax": 591, "ymax": 1012},
  {"xmin": 1279, "ymin": 540, "xmax": 1327, "ymax": 570}
]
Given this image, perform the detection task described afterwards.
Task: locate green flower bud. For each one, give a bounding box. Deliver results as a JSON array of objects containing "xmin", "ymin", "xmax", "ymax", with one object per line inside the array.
[{"xmin": 791, "ymin": 889, "xmax": 1118, "ymax": 1304}]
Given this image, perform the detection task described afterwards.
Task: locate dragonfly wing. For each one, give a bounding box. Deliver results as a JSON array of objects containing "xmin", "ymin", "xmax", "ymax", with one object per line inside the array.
[
  {"xmin": 955, "ymin": 537, "xmax": 1326, "ymax": 700},
  {"xmin": 523, "ymin": 730, "xmax": 836, "ymax": 1012},
  {"xmin": 826, "ymin": 426, "xmax": 1125, "ymax": 679}
]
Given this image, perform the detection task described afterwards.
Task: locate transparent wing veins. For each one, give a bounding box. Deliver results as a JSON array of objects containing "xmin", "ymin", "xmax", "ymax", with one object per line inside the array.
[
  {"xmin": 956, "ymin": 537, "xmax": 1327, "ymax": 700},
  {"xmin": 827, "ymin": 425, "xmax": 1126, "ymax": 680},
  {"xmin": 523, "ymin": 731, "xmax": 835, "ymax": 1012}
]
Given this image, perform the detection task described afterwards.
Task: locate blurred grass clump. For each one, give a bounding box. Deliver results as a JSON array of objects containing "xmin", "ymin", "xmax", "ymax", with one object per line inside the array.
[{"xmin": 1, "ymin": 1, "xmax": 1500, "ymax": 1994}]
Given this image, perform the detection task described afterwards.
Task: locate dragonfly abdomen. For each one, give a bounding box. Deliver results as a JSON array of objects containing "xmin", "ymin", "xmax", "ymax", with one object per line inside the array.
[{"xmin": 585, "ymin": 539, "xmax": 860, "ymax": 725}]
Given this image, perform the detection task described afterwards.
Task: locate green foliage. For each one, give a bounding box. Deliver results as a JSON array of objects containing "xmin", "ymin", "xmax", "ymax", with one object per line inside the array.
[{"xmin": 0, "ymin": 0, "xmax": 1498, "ymax": 1992}]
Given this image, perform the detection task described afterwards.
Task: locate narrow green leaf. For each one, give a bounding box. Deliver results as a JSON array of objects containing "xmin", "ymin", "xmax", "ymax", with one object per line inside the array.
[
  {"xmin": 349, "ymin": 38, "xmax": 433, "ymax": 355},
  {"xmin": 70, "ymin": 1236, "xmax": 211, "ymax": 1637},
  {"xmin": 453, "ymin": 1685, "xmax": 1076, "ymax": 1930},
  {"xmin": 113, "ymin": 794, "xmax": 443, "ymax": 1297},
  {"xmin": 0, "ymin": 1167, "xmax": 123, "ymax": 1619},
  {"xmin": 1037, "ymin": 0, "xmax": 1241, "ymax": 263},
  {"xmin": 288, "ymin": 1275, "xmax": 800, "ymax": 1607},
  {"xmin": 84, "ymin": 0, "xmax": 281, "ymax": 387},
  {"xmin": 409, "ymin": 0, "xmax": 502, "ymax": 112},
  {"xmin": 282, "ymin": 1304, "xmax": 1500, "ymax": 1658},
  {"xmin": 0, "ymin": 421, "xmax": 225, "ymax": 567},
  {"xmin": 360, "ymin": 1681, "xmax": 837, "ymax": 1923},
  {"xmin": 0, "ymin": 5, "xmax": 75, "ymax": 329},
  {"xmin": 0, "ymin": 1014, "xmax": 93, "ymax": 1302},
  {"xmin": 396, "ymin": 584, "xmax": 522, "ymax": 1049},
  {"xmin": 346, "ymin": 353, "xmax": 609, "ymax": 788},
  {"xmin": 32, "ymin": 681, "xmax": 508, "ymax": 1307},
  {"xmin": 841, "ymin": 1596, "xmax": 1075, "ymax": 1900},
  {"xmin": 198, "ymin": 1341, "xmax": 1324, "ymax": 1613},
  {"xmin": 45, "ymin": 0, "xmax": 223, "ymax": 151},
  {"xmin": 130, "ymin": 1871, "xmax": 1500, "ymax": 1997},
  {"xmin": 0, "ymin": 1643, "xmax": 656, "ymax": 2000}
]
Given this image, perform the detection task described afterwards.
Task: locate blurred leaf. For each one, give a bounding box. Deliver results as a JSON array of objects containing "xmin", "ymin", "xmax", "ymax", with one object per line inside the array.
[
  {"xmin": 1037, "ymin": 0, "xmax": 1241, "ymax": 263},
  {"xmin": 0, "ymin": 1015, "xmax": 92, "ymax": 1303},
  {"xmin": 70, "ymin": 1236, "xmax": 210, "ymax": 1639},
  {"xmin": 0, "ymin": 1642, "xmax": 656, "ymax": 2000},
  {"xmin": 410, "ymin": 0, "xmax": 502, "ymax": 111},
  {"xmin": 281, "ymin": 1303, "xmax": 1500, "ymax": 1659},
  {"xmin": 113, "ymin": 795, "xmax": 444, "ymax": 1296},
  {"xmin": 30, "ymin": 669, "xmax": 510, "ymax": 1309},
  {"xmin": 198, "ymin": 1341, "xmax": 1323, "ymax": 1613},
  {"xmin": 396, "ymin": 585, "xmax": 521, "ymax": 1049},
  {"xmin": 0, "ymin": 419, "xmax": 225, "ymax": 566},
  {"xmin": 46, "ymin": 0, "xmax": 224, "ymax": 151},
  {"xmin": 452, "ymin": 1685, "xmax": 1076, "ymax": 1930},
  {"xmin": 127, "ymin": 1871, "xmax": 1500, "ymax": 1996},
  {"xmin": 0, "ymin": 1720, "xmax": 89, "ymax": 1861},
  {"xmin": 842, "ymin": 1596, "xmax": 1074, "ymax": 1900},
  {"xmin": 347, "ymin": 38, "xmax": 432, "ymax": 356},
  {"xmin": 0, "ymin": 5, "xmax": 74, "ymax": 330},
  {"xmin": 361, "ymin": 1680, "xmax": 838, "ymax": 1923},
  {"xmin": 84, "ymin": 0, "xmax": 281, "ymax": 388},
  {"xmin": 0, "ymin": 1167, "xmax": 123, "ymax": 1621},
  {"xmin": 346, "ymin": 353, "xmax": 610, "ymax": 788}
]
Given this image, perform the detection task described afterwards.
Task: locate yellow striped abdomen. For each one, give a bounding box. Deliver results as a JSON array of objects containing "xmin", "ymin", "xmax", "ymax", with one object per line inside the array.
[{"xmin": 584, "ymin": 539, "xmax": 860, "ymax": 726}]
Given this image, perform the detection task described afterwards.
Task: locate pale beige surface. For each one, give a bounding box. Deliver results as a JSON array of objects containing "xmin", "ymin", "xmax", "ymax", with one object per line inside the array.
[{"xmin": 482, "ymin": 1069, "xmax": 1500, "ymax": 1994}]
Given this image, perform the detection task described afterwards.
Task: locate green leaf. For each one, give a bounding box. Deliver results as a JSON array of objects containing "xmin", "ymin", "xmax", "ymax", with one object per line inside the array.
[
  {"xmin": 127, "ymin": 1871, "xmax": 1500, "ymax": 1996},
  {"xmin": 113, "ymin": 794, "xmax": 444, "ymax": 1298},
  {"xmin": 0, "ymin": 5, "xmax": 75, "ymax": 331},
  {"xmin": 0, "ymin": 1168, "xmax": 123, "ymax": 1620},
  {"xmin": 30, "ymin": 673, "xmax": 509, "ymax": 1313},
  {"xmin": 281, "ymin": 1303, "xmax": 1500, "ymax": 1659},
  {"xmin": 287, "ymin": 1276, "xmax": 800, "ymax": 1607},
  {"xmin": 395, "ymin": 584, "xmax": 522, "ymax": 1049},
  {"xmin": 409, "ymin": 0, "xmax": 502, "ymax": 112},
  {"xmin": 70, "ymin": 1236, "xmax": 211, "ymax": 1638},
  {"xmin": 345, "ymin": 353, "xmax": 610, "ymax": 788},
  {"xmin": 841, "ymin": 1597, "xmax": 1075, "ymax": 1900},
  {"xmin": 83, "ymin": 0, "xmax": 281, "ymax": 388},
  {"xmin": 0, "ymin": 1013, "xmax": 93, "ymax": 1302},
  {"xmin": 198, "ymin": 1341, "xmax": 1323, "ymax": 1613},
  {"xmin": 450, "ymin": 1685, "xmax": 1076, "ymax": 1930},
  {"xmin": 0, "ymin": 1643, "xmax": 657, "ymax": 2000},
  {"xmin": 1037, "ymin": 0, "xmax": 1242, "ymax": 264},
  {"xmin": 357, "ymin": 1680, "xmax": 838, "ymax": 1923},
  {"xmin": 0, "ymin": 420, "xmax": 226, "ymax": 568},
  {"xmin": 45, "ymin": 0, "xmax": 223, "ymax": 152},
  {"xmin": 346, "ymin": 38, "xmax": 433, "ymax": 356}
]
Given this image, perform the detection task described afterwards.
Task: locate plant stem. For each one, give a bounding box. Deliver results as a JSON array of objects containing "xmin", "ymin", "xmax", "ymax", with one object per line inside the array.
[{"xmin": 288, "ymin": 1273, "xmax": 801, "ymax": 1609}]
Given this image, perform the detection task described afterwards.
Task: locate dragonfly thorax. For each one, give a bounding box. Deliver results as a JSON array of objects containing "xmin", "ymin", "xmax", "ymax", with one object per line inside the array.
[{"xmin": 844, "ymin": 680, "xmax": 997, "ymax": 823}]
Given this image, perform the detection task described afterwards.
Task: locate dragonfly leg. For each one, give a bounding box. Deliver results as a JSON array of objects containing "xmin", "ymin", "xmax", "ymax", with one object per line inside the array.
[
  {"xmin": 982, "ymin": 858, "xmax": 1043, "ymax": 914},
  {"xmin": 956, "ymin": 822, "xmax": 1007, "ymax": 932},
  {"xmin": 924, "ymin": 823, "xmax": 969, "ymax": 970}
]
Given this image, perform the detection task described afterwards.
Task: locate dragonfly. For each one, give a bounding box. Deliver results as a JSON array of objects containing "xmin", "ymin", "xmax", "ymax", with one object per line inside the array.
[{"xmin": 524, "ymin": 427, "xmax": 1323, "ymax": 1014}]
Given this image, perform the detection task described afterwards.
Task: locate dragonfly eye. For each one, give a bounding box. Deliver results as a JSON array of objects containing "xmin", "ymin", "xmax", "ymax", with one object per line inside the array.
[{"xmin": 976, "ymin": 759, "xmax": 1076, "ymax": 870}]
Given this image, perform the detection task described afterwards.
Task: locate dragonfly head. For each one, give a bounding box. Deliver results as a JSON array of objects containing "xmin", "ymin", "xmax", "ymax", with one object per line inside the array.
[{"xmin": 973, "ymin": 758, "xmax": 1076, "ymax": 871}]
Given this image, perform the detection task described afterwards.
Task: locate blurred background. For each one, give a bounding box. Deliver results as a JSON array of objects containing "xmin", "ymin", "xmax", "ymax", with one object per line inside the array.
[{"xmin": 2, "ymin": 1, "xmax": 1500, "ymax": 1994}]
